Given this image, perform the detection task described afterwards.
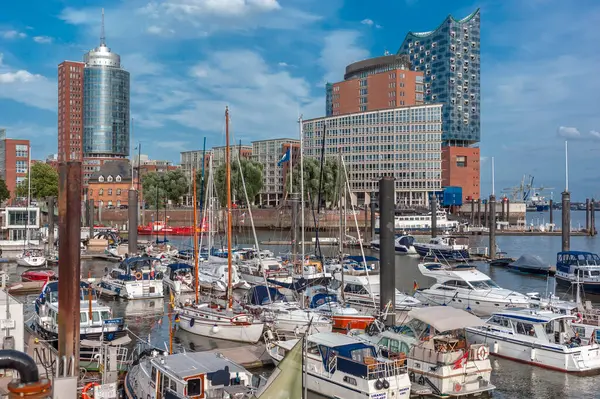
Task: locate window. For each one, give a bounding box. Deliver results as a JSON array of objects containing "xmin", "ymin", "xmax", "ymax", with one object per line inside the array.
[
  {"xmin": 456, "ymin": 156, "xmax": 467, "ymax": 167},
  {"xmin": 92, "ymin": 312, "xmax": 100, "ymax": 323},
  {"xmin": 116, "ymin": 175, "xmax": 122, "ymax": 182},
  {"xmin": 116, "ymin": 189, "xmax": 121, "ymax": 195},
  {"xmin": 187, "ymin": 379, "xmax": 202, "ymax": 396},
  {"xmin": 515, "ymin": 322, "xmax": 536, "ymax": 337},
  {"xmin": 80, "ymin": 313, "xmax": 88, "ymax": 323},
  {"xmin": 16, "ymin": 160, "xmax": 27, "ymax": 173},
  {"xmin": 107, "ymin": 175, "xmax": 113, "ymax": 182},
  {"xmin": 15, "ymin": 145, "xmax": 28, "ymax": 158},
  {"xmin": 99, "ymin": 189, "xmax": 104, "ymax": 196},
  {"xmin": 108, "ymin": 189, "xmax": 113, "ymax": 195},
  {"xmin": 98, "ymin": 175, "xmax": 104, "ymax": 182}
]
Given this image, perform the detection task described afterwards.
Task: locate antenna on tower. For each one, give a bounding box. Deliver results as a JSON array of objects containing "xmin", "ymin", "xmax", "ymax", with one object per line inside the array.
[{"xmin": 100, "ymin": 8, "xmax": 106, "ymax": 46}]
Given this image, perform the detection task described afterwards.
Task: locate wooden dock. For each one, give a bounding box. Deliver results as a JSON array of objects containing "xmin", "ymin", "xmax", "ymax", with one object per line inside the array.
[{"xmin": 206, "ymin": 344, "xmax": 273, "ymax": 369}]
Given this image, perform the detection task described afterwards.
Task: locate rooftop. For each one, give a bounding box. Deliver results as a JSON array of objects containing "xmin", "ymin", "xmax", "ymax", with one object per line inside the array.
[{"xmin": 154, "ymin": 351, "xmax": 247, "ymax": 379}]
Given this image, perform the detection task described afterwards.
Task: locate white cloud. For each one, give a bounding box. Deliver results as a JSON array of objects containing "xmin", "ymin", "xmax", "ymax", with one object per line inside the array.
[
  {"xmin": 557, "ymin": 126, "xmax": 581, "ymax": 139},
  {"xmin": 0, "ymin": 59, "xmax": 56, "ymax": 111},
  {"xmin": 59, "ymin": 8, "xmax": 95, "ymax": 24},
  {"xmin": 33, "ymin": 36, "xmax": 53, "ymax": 44},
  {"xmin": 319, "ymin": 30, "xmax": 369, "ymax": 83},
  {"xmin": 153, "ymin": 140, "xmax": 191, "ymax": 152},
  {"xmin": 375, "ymin": 24, "xmax": 383, "ymax": 29},
  {"xmin": 158, "ymin": 0, "xmax": 281, "ymax": 17},
  {"xmin": 361, "ymin": 19, "xmax": 374, "ymax": 26},
  {"xmin": 0, "ymin": 70, "xmax": 43, "ymax": 84},
  {"xmin": 123, "ymin": 53, "xmax": 163, "ymax": 76},
  {"xmin": 0, "ymin": 53, "xmax": 3, "ymax": 66},
  {"xmin": 1, "ymin": 30, "xmax": 27, "ymax": 39},
  {"xmin": 590, "ymin": 130, "xmax": 600, "ymax": 139},
  {"xmin": 278, "ymin": 62, "xmax": 289, "ymax": 67}
]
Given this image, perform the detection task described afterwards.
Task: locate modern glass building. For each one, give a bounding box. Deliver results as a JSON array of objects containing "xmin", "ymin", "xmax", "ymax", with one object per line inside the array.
[
  {"xmin": 83, "ymin": 40, "xmax": 130, "ymax": 158},
  {"xmin": 398, "ymin": 9, "xmax": 480, "ymax": 146}
]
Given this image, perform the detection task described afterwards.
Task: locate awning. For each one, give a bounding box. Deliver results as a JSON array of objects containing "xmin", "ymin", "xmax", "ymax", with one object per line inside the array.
[{"xmin": 407, "ymin": 306, "xmax": 486, "ymax": 331}]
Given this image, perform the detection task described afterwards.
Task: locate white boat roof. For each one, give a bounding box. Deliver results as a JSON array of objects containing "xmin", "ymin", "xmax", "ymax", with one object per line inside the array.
[
  {"xmin": 341, "ymin": 274, "xmax": 380, "ymax": 285},
  {"xmin": 408, "ymin": 306, "xmax": 486, "ymax": 331},
  {"xmin": 420, "ymin": 263, "xmax": 490, "ymax": 282},
  {"xmin": 154, "ymin": 352, "xmax": 248, "ymax": 379},
  {"xmin": 309, "ymin": 332, "xmax": 367, "ymax": 348},
  {"xmin": 493, "ymin": 309, "xmax": 575, "ymax": 323}
]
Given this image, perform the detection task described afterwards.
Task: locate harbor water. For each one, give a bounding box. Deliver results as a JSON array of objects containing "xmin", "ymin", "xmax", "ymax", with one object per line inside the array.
[{"xmin": 7, "ymin": 210, "xmax": 600, "ymax": 398}]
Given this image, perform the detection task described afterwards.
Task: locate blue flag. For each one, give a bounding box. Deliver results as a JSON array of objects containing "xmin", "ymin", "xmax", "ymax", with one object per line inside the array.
[{"xmin": 278, "ymin": 148, "xmax": 291, "ymax": 166}]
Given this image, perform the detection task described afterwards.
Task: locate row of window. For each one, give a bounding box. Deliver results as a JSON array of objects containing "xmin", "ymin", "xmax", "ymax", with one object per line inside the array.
[{"xmin": 90, "ymin": 188, "xmax": 123, "ymax": 196}]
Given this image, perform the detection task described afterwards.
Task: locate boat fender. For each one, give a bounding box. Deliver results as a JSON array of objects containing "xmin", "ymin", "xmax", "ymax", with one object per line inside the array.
[
  {"xmin": 492, "ymin": 341, "xmax": 499, "ymax": 353},
  {"xmin": 382, "ymin": 379, "xmax": 390, "ymax": 389},
  {"xmin": 82, "ymin": 382, "xmax": 99, "ymax": 399},
  {"xmin": 375, "ymin": 379, "xmax": 384, "ymax": 390},
  {"xmin": 418, "ymin": 375, "xmax": 425, "ymax": 386},
  {"xmin": 408, "ymin": 371, "xmax": 416, "ymax": 382},
  {"xmin": 454, "ymin": 383, "xmax": 462, "ymax": 392},
  {"xmin": 367, "ymin": 323, "xmax": 376, "ymax": 336},
  {"xmin": 476, "ymin": 345, "xmax": 489, "ymax": 360},
  {"xmin": 189, "ymin": 318, "xmax": 195, "ymax": 327},
  {"xmin": 135, "ymin": 272, "xmax": 143, "ymax": 280},
  {"xmin": 575, "ymin": 312, "xmax": 583, "ymax": 323}
]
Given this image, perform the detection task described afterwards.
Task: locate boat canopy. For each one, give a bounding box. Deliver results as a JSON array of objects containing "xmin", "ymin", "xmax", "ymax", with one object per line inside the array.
[
  {"xmin": 151, "ymin": 352, "xmax": 248, "ymax": 380},
  {"xmin": 345, "ymin": 255, "xmax": 379, "ymax": 263},
  {"xmin": 246, "ymin": 285, "xmax": 285, "ymax": 305},
  {"xmin": 168, "ymin": 263, "xmax": 193, "ymax": 271},
  {"xmin": 309, "ymin": 332, "xmax": 374, "ymax": 353},
  {"xmin": 309, "ymin": 293, "xmax": 338, "ymax": 309},
  {"xmin": 557, "ymin": 251, "xmax": 600, "ymax": 265},
  {"xmin": 121, "ymin": 257, "xmax": 161, "ymax": 273},
  {"xmin": 510, "ymin": 254, "xmax": 549, "ymax": 270},
  {"xmin": 408, "ymin": 306, "xmax": 486, "ymax": 331}
]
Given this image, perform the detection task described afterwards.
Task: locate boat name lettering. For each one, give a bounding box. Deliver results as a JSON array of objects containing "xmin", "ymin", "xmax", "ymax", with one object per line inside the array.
[
  {"xmin": 104, "ymin": 319, "xmax": 123, "ymax": 324},
  {"xmin": 371, "ymin": 393, "xmax": 387, "ymax": 399}
]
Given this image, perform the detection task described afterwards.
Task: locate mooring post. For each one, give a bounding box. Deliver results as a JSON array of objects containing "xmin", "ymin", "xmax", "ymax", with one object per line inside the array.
[
  {"xmin": 379, "ymin": 177, "xmax": 395, "ymax": 326},
  {"xmin": 591, "ymin": 199, "xmax": 596, "ymax": 236},
  {"xmin": 88, "ymin": 199, "xmax": 95, "ymax": 239},
  {"xmin": 470, "ymin": 198, "xmax": 475, "ymax": 226},
  {"xmin": 483, "ymin": 201, "xmax": 488, "ymax": 228},
  {"xmin": 370, "ymin": 192, "xmax": 376, "ymax": 239},
  {"xmin": 562, "ymin": 191, "xmax": 571, "ymax": 252},
  {"xmin": 47, "ymin": 196, "xmax": 55, "ymax": 251},
  {"xmin": 58, "ymin": 162, "xmax": 82, "ymax": 373},
  {"xmin": 586, "ymin": 198, "xmax": 591, "ymax": 234},
  {"xmin": 549, "ymin": 199, "xmax": 554, "ymax": 225},
  {"xmin": 431, "ymin": 195, "xmax": 437, "ymax": 238},
  {"xmin": 128, "ymin": 189, "xmax": 138, "ymax": 255},
  {"xmin": 477, "ymin": 199, "xmax": 481, "ymax": 227},
  {"xmin": 489, "ymin": 195, "xmax": 496, "ymax": 259},
  {"xmin": 506, "ymin": 198, "xmax": 510, "ymax": 225}
]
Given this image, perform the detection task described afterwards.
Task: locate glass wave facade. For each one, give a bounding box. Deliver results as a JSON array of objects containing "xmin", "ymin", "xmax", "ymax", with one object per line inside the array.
[
  {"xmin": 398, "ymin": 9, "xmax": 480, "ymax": 145},
  {"xmin": 83, "ymin": 66, "xmax": 130, "ymax": 157}
]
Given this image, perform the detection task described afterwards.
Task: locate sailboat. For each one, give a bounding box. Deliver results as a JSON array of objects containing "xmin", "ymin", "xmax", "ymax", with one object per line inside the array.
[
  {"xmin": 16, "ymin": 151, "xmax": 47, "ymax": 267},
  {"xmin": 174, "ymin": 106, "xmax": 264, "ymax": 344}
]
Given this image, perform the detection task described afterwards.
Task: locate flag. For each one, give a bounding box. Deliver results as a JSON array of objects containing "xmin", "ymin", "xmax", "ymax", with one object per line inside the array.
[
  {"xmin": 413, "ymin": 280, "xmax": 419, "ymax": 291},
  {"xmin": 277, "ymin": 148, "xmax": 291, "ymax": 166},
  {"xmin": 452, "ymin": 349, "xmax": 469, "ymax": 369}
]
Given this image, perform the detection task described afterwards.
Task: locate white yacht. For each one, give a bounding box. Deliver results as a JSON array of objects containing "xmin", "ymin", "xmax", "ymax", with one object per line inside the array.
[
  {"xmin": 125, "ymin": 349, "xmax": 256, "ymax": 398},
  {"xmin": 97, "ymin": 257, "xmax": 164, "ymax": 300},
  {"xmin": 357, "ymin": 307, "xmax": 495, "ymax": 397},
  {"xmin": 334, "ymin": 273, "xmax": 421, "ymax": 315},
  {"xmin": 555, "ymin": 251, "xmax": 600, "ymax": 294},
  {"xmin": 266, "ymin": 332, "xmax": 411, "ymax": 399},
  {"xmin": 236, "ymin": 257, "xmax": 291, "ymax": 287},
  {"xmin": 371, "ymin": 235, "xmax": 417, "ymax": 255},
  {"xmin": 243, "ymin": 285, "xmax": 332, "ymax": 334},
  {"xmin": 16, "ymin": 248, "xmax": 47, "ymax": 267},
  {"xmin": 163, "ymin": 263, "xmax": 195, "ymax": 295},
  {"xmin": 197, "ymin": 263, "xmax": 249, "ymax": 291},
  {"xmin": 414, "ymin": 262, "xmax": 530, "ymax": 316},
  {"xmin": 467, "ymin": 309, "xmax": 600, "ymax": 373},
  {"xmin": 375, "ymin": 209, "xmax": 459, "ymax": 233},
  {"xmin": 413, "ymin": 236, "xmax": 470, "ymax": 261}
]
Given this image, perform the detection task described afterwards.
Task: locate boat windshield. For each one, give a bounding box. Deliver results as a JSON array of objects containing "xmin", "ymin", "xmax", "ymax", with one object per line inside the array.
[{"xmin": 469, "ymin": 279, "xmax": 500, "ymax": 289}]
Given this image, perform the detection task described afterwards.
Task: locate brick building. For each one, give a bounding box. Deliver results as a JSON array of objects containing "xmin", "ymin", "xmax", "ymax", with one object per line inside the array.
[
  {"xmin": 442, "ymin": 146, "xmax": 480, "ymax": 200},
  {"xmin": 87, "ymin": 160, "xmax": 132, "ymax": 208},
  {"xmin": 57, "ymin": 61, "xmax": 84, "ymax": 162},
  {"xmin": 0, "ymin": 129, "xmax": 30, "ymax": 204}
]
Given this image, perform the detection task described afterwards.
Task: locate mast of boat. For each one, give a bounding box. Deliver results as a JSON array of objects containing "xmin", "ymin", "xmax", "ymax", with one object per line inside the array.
[
  {"xmin": 225, "ymin": 106, "xmax": 233, "ymax": 309},
  {"xmin": 88, "ymin": 271, "xmax": 93, "ymax": 320},
  {"xmin": 338, "ymin": 149, "xmax": 345, "ymax": 303},
  {"xmin": 26, "ymin": 148, "xmax": 31, "ymax": 246},
  {"xmin": 299, "ymin": 116, "xmax": 305, "ymax": 269},
  {"xmin": 193, "ymin": 168, "xmax": 199, "ymax": 304}
]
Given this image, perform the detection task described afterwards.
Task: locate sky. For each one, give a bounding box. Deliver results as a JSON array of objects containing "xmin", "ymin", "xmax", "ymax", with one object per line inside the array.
[{"xmin": 0, "ymin": 0, "xmax": 599, "ymax": 200}]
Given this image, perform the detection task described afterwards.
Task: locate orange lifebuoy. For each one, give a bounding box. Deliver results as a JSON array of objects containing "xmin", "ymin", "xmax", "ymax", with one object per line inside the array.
[
  {"xmin": 135, "ymin": 272, "xmax": 143, "ymax": 280},
  {"xmin": 82, "ymin": 381, "xmax": 99, "ymax": 399}
]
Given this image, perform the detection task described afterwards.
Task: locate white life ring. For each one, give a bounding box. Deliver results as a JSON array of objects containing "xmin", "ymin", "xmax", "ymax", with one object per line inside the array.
[
  {"xmin": 574, "ymin": 312, "xmax": 583, "ymax": 323},
  {"xmin": 454, "ymin": 383, "xmax": 462, "ymax": 392},
  {"xmin": 477, "ymin": 345, "xmax": 489, "ymax": 360}
]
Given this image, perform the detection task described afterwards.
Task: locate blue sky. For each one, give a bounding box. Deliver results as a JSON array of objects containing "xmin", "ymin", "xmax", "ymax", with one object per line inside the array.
[{"xmin": 1, "ymin": 0, "xmax": 599, "ymax": 200}]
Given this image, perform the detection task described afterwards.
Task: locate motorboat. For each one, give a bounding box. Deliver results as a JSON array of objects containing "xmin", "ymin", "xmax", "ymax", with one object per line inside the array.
[
  {"xmin": 414, "ymin": 262, "xmax": 530, "ymax": 316},
  {"xmin": 303, "ymin": 285, "xmax": 375, "ymax": 331},
  {"xmin": 175, "ymin": 301, "xmax": 265, "ymax": 344},
  {"xmin": 197, "ymin": 263, "xmax": 250, "ymax": 291},
  {"xmin": 371, "ymin": 235, "xmax": 417, "ymax": 254},
  {"xmin": 163, "ymin": 263, "xmax": 195, "ymax": 295},
  {"xmin": 267, "ymin": 258, "xmax": 333, "ymax": 298},
  {"xmin": 466, "ymin": 308, "xmax": 600, "ymax": 373},
  {"xmin": 124, "ymin": 349, "xmax": 256, "ymax": 399},
  {"xmin": 488, "ymin": 252, "xmax": 515, "ymax": 267},
  {"xmin": 413, "ymin": 236, "xmax": 470, "ymax": 261},
  {"xmin": 97, "ymin": 257, "xmax": 164, "ymax": 300},
  {"xmin": 375, "ymin": 208, "xmax": 459, "ymax": 233},
  {"xmin": 325, "ymin": 255, "xmax": 378, "ymax": 275},
  {"xmin": 356, "ymin": 306, "xmax": 495, "ymax": 397},
  {"xmin": 237, "ymin": 257, "xmax": 291, "ymax": 287},
  {"xmin": 266, "ymin": 332, "xmax": 411, "ymax": 399},
  {"xmin": 16, "ymin": 249, "xmax": 47, "ymax": 267},
  {"xmin": 555, "ymin": 251, "xmax": 600, "ymax": 293},
  {"xmin": 33, "ymin": 281, "xmax": 129, "ymax": 345},
  {"xmin": 334, "ymin": 273, "xmax": 421, "ymax": 315},
  {"xmin": 21, "ymin": 268, "xmax": 56, "ymax": 282},
  {"xmin": 243, "ymin": 285, "xmax": 332, "ymax": 334},
  {"xmin": 508, "ymin": 254, "xmax": 552, "ymax": 275}
]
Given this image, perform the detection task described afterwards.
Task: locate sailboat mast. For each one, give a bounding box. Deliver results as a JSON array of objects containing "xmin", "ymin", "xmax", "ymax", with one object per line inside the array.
[
  {"xmin": 299, "ymin": 116, "xmax": 305, "ymax": 264},
  {"xmin": 26, "ymin": 148, "xmax": 31, "ymax": 245},
  {"xmin": 225, "ymin": 106, "xmax": 233, "ymax": 309},
  {"xmin": 338, "ymin": 150, "xmax": 345, "ymax": 303},
  {"xmin": 193, "ymin": 168, "xmax": 199, "ymax": 303}
]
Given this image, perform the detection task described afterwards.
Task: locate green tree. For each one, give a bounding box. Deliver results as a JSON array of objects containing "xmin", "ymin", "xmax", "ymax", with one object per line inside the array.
[
  {"xmin": 0, "ymin": 178, "xmax": 10, "ymax": 203},
  {"xmin": 214, "ymin": 159, "xmax": 264, "ymax": 206},
  {"xmin": 195, "ymin": 168, "xmax": 210, "ymax": 207},
  {"xmin": 15, "ymin": 163, "xmax": 58, "ymax": 199},
  {"xmin": 286, "ymin": 157, "xmax": 339, "ymax": 207},
  {"xmin": 142, "ymin": 169, "xmax": 189, "ymax": 208}
]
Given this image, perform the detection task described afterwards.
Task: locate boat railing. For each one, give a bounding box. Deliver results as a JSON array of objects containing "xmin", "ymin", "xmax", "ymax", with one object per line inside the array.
[
  {"xmin": 335, "ymin": 355, "xmax": 407, "ymax": 380},
  {"xmin": 469, "ymin": 247, "xmax": 489, "ymax": 257},
  {"xmin": 410, "ymin": 345, "xmax": 466, "ymax": 366}
]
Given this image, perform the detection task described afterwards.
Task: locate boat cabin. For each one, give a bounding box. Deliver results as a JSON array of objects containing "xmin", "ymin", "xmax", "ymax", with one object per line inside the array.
[
  {"xmin": 145, "ymin": 351, "xmax": 253, "ymax": 398},
  {"xmin": 557, "ymin": 251, "xmax": 600, "ymax": 277},
  {"xmin": 114, "ymin": 257, "xmax": 163, "ymax": 280},
  {"xmin": 167, "ymin": 263, "xmax": 193, "ymax": 281}
]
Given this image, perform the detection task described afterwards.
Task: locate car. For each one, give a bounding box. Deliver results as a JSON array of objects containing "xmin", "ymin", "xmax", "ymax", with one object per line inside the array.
[
  {"xmin": 119, "ymin": 204, "xmax": 128, "ymax": 209},
  {"xmin": 106, "ymin": 205, "xmax": 115, "ymax": 210}
]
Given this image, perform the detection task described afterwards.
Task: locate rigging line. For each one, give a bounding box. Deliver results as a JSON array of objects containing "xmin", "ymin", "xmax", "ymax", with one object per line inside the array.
[{"xmin": 313, "ymin": 123, "xmax": 328, "ymax": 259}]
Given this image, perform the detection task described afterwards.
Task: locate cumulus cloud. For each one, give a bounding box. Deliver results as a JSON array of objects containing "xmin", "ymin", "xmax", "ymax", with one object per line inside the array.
[
  {"xmin": 1, "ymin": 30, "xmax": 27, "ymax": 39},
  {"xmin": 590, "ymin": 130, "xmax": 600, "ymax": 139},
  {"xmin": 157, "ymin": 0, "xmax": 281, "ymax": 17},
  {"xmin": 557, "ymin": 126, "xmax": 581, "ymax": 139},
  {"xmin": 278, "ymin": 62, "xmax": 289, "ymax": 67},
  {"xmin": 0, "ymin": 70, "xmax": 43, "ymax": 84},
  {"xmin": 319, "ymin": 30, "xmax": 369, "ymax": 83},
  {"xmin": 0, "ymin": 59, "xmax": 56, "ymax": 111},
  {"xmin": 361, "ymin": 19, "xmax": 374, "ymax": 26},
  {"xmin": 33, "ymin": 36, "xmax": 53, "ymax": 44}
]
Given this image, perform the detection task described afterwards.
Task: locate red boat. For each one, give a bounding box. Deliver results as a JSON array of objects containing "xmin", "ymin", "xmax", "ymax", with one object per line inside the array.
[
  {"xmin": 137, "ymin": 220, "xmax": 209, "ymax": 236},
  {"xmin": 21, "ymin": 268, "xmax": 56, "ymax": 282}
]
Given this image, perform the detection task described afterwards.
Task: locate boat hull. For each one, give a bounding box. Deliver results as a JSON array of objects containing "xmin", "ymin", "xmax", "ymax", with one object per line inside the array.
[
  {"xmin": 177, "ymin": 312, "xmax": 264, "ymax": 343},
  {"xmin": 16, "ymin": 257, "xmax": 47, "ymax": 267},
  {"xmin": 413, "ymin": 245, "xmax": 469, "ymax": 260},
  {"xmin": 97, "ymin": 279, "xmax": 164, "ymax": 300},
  {"xmin": 414, "ymin": 290, "xmax": 525, "ymax": 317},
  {"xmin": 556, "ymin": 276, "xmax": 600, "ymax": 294},
  {"xmin": 331, "ymin": 314, "xmax": 374, "ymax": 331}
]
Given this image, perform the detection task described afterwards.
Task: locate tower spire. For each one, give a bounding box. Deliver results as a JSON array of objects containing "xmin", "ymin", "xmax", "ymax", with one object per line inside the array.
[{"xmin": 100, "ymin": 8, "xmax": 106, "ymax": 46}]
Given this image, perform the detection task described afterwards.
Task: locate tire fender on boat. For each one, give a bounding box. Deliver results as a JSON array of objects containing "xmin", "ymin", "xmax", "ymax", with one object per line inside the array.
[{"xmin": 375, "ymin": 380, "xmax": 384, "ymax": 390}]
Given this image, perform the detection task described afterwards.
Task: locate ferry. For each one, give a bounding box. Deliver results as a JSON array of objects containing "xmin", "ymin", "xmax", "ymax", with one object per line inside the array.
[
  {"xmin": 467, "ymin": 309, "xmax": 600, "ymax": 374},
  {"xmin": 414, "ymin": 262, "xmax": 530, "ymax": 316},
  {"xmin": 125, "ymin": 349, "xmax": 255, "ymax": 398},
  {"xmin": 97, "ymin": 257, "xmax": 164, "ymax": 300},
  {"xmin": 356, "ymin": 306, "xmax": 495, "ymax": 397},
  {"xmin": 375, "ymin": 209, "xmax": 459, "ymax": 233},
  {"xmin": 555, "ymin": 251, "xmax": 600, "ymax": 293},
  {"xmin": 266, "ymin": 332, "xmax": 411, "ymax": 399}
]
